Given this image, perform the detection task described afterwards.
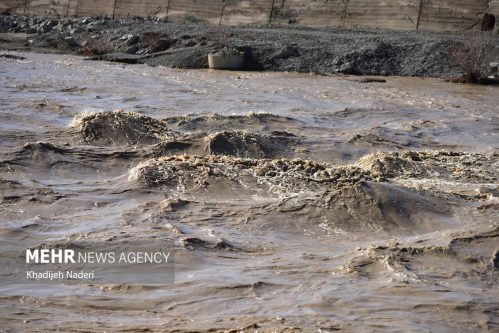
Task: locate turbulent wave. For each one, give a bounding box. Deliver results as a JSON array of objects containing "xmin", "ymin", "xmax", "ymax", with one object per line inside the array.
[
  {"xmin": 127, "ymin": 149, "xmax": 497, "ymax": 235},
  {"xmin": 69, "ymin": 110, "xmax": 179, "ymax": 145}
]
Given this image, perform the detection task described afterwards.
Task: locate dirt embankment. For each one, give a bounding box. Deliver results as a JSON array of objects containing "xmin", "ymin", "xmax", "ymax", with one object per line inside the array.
[{"xmin": 3, "ymin": 14, "xmax": 497, "ymax": 78}]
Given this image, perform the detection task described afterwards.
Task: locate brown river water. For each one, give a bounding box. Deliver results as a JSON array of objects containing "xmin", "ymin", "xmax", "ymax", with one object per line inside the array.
[{"xmin": 0, "ymin": 52, "xmax": 498, "ymax": 332}]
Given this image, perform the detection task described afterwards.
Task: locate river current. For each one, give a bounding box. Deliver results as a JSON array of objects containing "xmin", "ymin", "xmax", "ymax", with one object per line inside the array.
[{"xmin": 0, "ymin": 52, "xmax": 498, "ymax": 332}]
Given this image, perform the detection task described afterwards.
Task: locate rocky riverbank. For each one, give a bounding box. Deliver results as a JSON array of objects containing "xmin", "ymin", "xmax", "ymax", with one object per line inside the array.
[{"xmin": 3, "ymin": 14, "xmax": 498, "ymax": 77}]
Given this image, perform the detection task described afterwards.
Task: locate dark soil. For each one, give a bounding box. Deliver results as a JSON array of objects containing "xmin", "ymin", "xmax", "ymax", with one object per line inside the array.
[{"xmin": 1, "ymin": 14, "xmax": 498, "ymax": 78}]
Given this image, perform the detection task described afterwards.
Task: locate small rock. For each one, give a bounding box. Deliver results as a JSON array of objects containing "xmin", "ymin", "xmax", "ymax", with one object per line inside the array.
[
  {"xmin": 493, "ymin": 251, "xmax": 499, "ymax": 269},
  {"xmin": 126, "ymin": 35, "xmax": 140, "ymax": 46},
  {"xmin": 126, "ymin": 45, "xmax": 139, "ymax": 54},
  {"xmin": 183, "ymin": 40, "xmax": 196, "ymax": 47},
  {"xmin": 37, "ymin": 23, "xmax": 52, "ymax": 34},
  {"xmin": 276, "ymin": 45, "xmax": 299, "ymax": 58},
  {"xmin": 120, "ymin": 34, "xmax": 133, "ymax": 40},
  {"xmin": 337, "ymin": 62, "xmax": 359, "ymax": 75}
]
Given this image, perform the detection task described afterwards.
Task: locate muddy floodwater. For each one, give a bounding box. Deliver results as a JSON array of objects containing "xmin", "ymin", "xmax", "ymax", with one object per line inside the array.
[{"xmin": 0, "ymin": 52, "xmax": 498, "ymax": 332}]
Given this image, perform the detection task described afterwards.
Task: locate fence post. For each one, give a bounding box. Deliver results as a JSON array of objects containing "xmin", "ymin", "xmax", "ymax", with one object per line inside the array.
[
  {"xmin": 416, "ymin": 0, "xmax": 424, "ymax": 30},
  {"xmin": 269, "ymin": 0, "xmax": 276, "ymax": 25},
  {"xmin": 74, "ymin": 0, "xmax": 79, "ymax": 17},
  {"xmin": 112, "ymin": 0, "xmax": 117, "ymax": 19},
  {"xmin": 166, "ymin": 0, "xmax": 171, "ymax": 16},
  {"xmin": 219, "ymin": 2, "xmax": 226, "ymax": 26},
  {"xmin": 341, "ymin": 0, "xmax": 350, "ymax": 27}
]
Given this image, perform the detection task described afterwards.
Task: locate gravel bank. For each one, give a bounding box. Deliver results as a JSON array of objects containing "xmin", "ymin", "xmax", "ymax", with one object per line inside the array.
[{"xmin": 1, "ymin": 14, "xmax": 497, "ymax": 77}]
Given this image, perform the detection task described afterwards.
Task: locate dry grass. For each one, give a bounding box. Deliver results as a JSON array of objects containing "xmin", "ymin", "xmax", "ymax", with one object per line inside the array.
[
  {"xmin": 41, "ymin": 34, "xmax": 80, "ymax": 51},
  {"xmin": 79, "ymin": 37, "xmax": 114, "ymax": 55},
  {"xmin": 143, "ymin": 32, "xmax": 175, "ymax": 52},
  {"xmin": 448, "ymin": 33, "xmax": 496, "ymax": 83},
  {"xmin": 211, "ymin": 27, "xmax": 229, "ymax": 50}
]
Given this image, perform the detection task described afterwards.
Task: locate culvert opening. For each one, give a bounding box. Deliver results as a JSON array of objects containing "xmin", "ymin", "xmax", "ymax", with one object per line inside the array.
[{"xmin": 481, "ymin": 13, "xmax": 495, "ymax": 31}]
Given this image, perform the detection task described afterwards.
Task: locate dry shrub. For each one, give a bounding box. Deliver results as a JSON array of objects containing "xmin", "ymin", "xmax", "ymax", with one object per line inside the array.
[
  {"xmin": 43, "ymin": 34, "xmax": 80, "ymax": 51},
  {"xmin": 448, "ymin": 33, "xmax": 496, "ymax": 83},
  {"xmin": 211, "ymin": 27, "xmax": 228, "ymax": 50},
  {"xmin": 79, "ymin": 37, "xmax": 114, "ymax": 55},
  {"xmin": 143, "ymin": 32, "xmax": 175, "ymax": 52}
]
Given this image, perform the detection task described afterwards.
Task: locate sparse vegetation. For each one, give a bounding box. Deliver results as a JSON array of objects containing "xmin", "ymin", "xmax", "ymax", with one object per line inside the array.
[
  {"xmin": 448, "ymin": 33, "xmax": 497, "ymax": 83},
  {"xmin": 271, "ymin": 7, "xmax": 299, "ymax": 24},
  {"xmin": 143, "ymin": 32, "xmax": 175, "ymax": 52},
  {"xmin": 78, "ymin": 37, "xmax": 114, "ymax": 55},
  {"xmin": 211, "ymin": 27, "xmax": 229, "ymax": 50},
  {"xmin": 43, "ymin": 34, "xmax": 80, "ymax": 51},
  {"xmin": 183, "ymin": 15, "xmax": 205, "ymax": 24}
]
